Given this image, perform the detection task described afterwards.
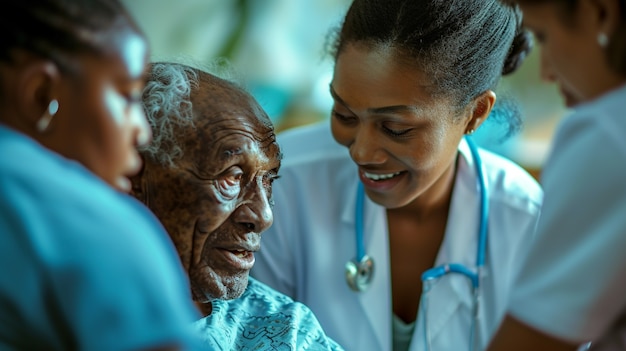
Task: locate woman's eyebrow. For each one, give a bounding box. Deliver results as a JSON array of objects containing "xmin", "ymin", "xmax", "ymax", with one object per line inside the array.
[
  {"xmin": 329, "ymin": 85, "xmax": 347, "ymax": 106},
  {"xmin": 329, "ymin": 84, "xmax": 421, "ymax": 115},
  {"xmin": 369, "ymin": 104, "xmax": 421, "ymax": 114}
]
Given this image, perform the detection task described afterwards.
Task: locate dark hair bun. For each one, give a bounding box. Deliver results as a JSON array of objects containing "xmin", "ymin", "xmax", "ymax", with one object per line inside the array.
[{"xmin": 502, "ymin": 29, "xmax": 533, "ymax": 76}]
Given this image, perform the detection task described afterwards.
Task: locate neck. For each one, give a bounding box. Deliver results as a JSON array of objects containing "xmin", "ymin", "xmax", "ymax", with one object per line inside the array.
[{"xmin": 195, "ymin": 301, "xmax": 213, "ymax": 317}]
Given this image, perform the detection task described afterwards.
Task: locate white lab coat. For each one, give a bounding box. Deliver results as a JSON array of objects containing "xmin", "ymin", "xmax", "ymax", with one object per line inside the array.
[
  {"xmin": 509, "ymin": 84, "xmax": 626, "ymax": 349},
  {"xmin": 251, "ymin": 121, "xmax": 543, "ymax": 351}
]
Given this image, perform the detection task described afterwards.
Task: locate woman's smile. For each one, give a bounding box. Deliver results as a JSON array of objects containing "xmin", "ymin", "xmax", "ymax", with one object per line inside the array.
[
  {"xmin": 363, "ymin": 170, "xmax": 402, "ymax": 180},
  {"xmin": 359, "ymin": 169, "xmax": 407, "ymax": 192}
]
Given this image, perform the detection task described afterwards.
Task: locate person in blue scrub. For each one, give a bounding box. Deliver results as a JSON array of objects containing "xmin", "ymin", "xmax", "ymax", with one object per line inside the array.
[
  {"xmin": 130, "ymin": 61, "xmax": 344, "ymax": 351},
  {"xmin": 488, "ymin": 0, "xmax": 626, "ymax": 350},
  {"xmin": 251, "ymin": 1, "xmax": 543, "ymax": 351},
  {"xmin": 0, "ymin": 1, "xmax": 201, "ymax": 350}
]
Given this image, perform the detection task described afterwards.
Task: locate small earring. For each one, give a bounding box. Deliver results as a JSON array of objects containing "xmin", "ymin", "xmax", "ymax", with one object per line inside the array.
[
  {"xmin": 36, "ymin": 99, "xmax": 59, "ymax": 133},
  {"xmin": 466, "ymin": 129, "xmax": 475, "ymax": 135},
  {"xmin": 597, "ymin": 32, "xmax": 609, "ymax": 48}
]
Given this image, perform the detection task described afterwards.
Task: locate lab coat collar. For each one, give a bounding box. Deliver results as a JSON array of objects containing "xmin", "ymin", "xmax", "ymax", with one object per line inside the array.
[
  {"xmin": 338, "ymin": 139, "xmax": 485, "ymax": 350},
  {"xmin": 414, "ymin": 137, "xmax": 486, "ymax": 345},
  {"xmin": 438, "ymin": 138, "xmax": 482, "ymax": 265}
]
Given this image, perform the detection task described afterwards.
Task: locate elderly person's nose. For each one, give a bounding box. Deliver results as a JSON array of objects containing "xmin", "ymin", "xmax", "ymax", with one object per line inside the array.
[{"xmin": 234, "ymin": 179, "xmax": 273, "ymax": 233}]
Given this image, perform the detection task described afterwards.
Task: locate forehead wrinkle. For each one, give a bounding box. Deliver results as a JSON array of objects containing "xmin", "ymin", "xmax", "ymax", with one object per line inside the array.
[
  {"xmin": 219, "ymin": 147, "xmax": 243, "ymax": 161},
  {"xmin": 210, "ymin": 115, "xmax": 276, "ymax": 142},
  {"xmin": 212, "ymin": 132, "xmax": 260, "ymax": 161},
  {"xmin": 214, "ymin": 134, "xmax": 280, "ymax": 167}
]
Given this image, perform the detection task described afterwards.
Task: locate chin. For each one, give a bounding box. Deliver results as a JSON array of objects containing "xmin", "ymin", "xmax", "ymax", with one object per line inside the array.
[
  {"xmin": 196, "ymin": 271, "xmax": 251, "ymax": 301},
  {"xmin": 222, "ymin": 271, "xmax": 251, "ymax": 299},
  {"xmin": 367, "ymin": 192, "xmax": 413, "ymax": 210}
]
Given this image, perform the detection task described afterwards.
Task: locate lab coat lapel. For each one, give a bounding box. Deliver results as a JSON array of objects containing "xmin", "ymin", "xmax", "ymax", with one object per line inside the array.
[
  {"xmin": 341, "ymin": 181, "xmax": 392, "ymax": 351},
  {"xmin": 442, "ymin": 138, "xmax": 482, "ymax": 262},
  {"xmin": 412, "ymin": 139, "xmax": 483, "ymax": 348}
]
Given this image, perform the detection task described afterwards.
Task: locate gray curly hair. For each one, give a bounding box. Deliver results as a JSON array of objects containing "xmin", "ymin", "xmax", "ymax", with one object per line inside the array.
[
  {"xmin": 139, "ymin": 62, "xmax": 198, "ymax": 168},
  {"xmin": 139, "ymin": 59, "xmax": 244, "ymax": 167}
]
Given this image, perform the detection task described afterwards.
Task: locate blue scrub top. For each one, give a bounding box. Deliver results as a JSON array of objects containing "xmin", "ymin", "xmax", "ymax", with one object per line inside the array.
[{"xmin": 0, "ymin": 125, "xmax": 201, "ymax": 350}]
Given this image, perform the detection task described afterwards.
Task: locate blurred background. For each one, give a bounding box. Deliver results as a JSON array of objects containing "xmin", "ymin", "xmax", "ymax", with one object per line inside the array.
[{"xmin": 122, "ymin": 0, "xmax": 570, "ymax": 179}]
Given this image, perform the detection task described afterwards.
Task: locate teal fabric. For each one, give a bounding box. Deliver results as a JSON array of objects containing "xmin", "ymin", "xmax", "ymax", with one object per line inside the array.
[
  {"xmin": 194, "ymin": 277, "xmax": 344, "ymax": 350},
  {"xmin": 0, "ymin": 125, "xmax": 201, "ymax": 351}
]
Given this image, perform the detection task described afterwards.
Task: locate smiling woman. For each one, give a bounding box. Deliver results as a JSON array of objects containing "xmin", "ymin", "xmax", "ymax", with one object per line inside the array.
[
  {"xmin": 250, "ymin": 1, "xmax": 544, "ymax": 351},
  {"xmin": 130, "ymin": 61, "xmax": 344, "ymax": 351}
]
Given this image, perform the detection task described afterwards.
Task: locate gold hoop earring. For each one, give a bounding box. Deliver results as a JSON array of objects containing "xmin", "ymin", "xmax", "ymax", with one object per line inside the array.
[
  {"xmin": 597, "ymin": 32, "xmax": 609, "ymax": 48},
  {"xmin": 36, "ymin": 99, "xmax": 59, "ymax": 133}
]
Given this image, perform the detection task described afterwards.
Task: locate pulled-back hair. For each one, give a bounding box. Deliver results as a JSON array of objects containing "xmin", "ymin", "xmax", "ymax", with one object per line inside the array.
[
  {"xmin": 0, "ymin": 0, "xmax": 139, "ymax": 72},
  {"xmin": 328, "ymin": 0, "xmax": 533, "ymax": 137}
]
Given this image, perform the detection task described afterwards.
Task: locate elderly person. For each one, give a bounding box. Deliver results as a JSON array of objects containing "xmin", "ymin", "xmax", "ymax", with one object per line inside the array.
[{"xmin": 130, "ymin": 61, "xmax": 343, "ymax": 351}]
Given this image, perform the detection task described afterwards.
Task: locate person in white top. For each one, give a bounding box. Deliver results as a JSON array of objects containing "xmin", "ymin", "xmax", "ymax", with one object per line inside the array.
[
  {"xmin": 487, "ymin": 0, "xmax": 626, "ymax": 350},
  {"xmin": 251, "ymin": 0, "xmax": 543, "ymax": 350}
]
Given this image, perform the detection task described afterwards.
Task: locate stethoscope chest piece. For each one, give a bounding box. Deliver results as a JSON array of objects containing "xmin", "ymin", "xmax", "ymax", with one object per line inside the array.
[{"xmin": 345, "ymin": 255, "xmax": 375, "ymax": 292}]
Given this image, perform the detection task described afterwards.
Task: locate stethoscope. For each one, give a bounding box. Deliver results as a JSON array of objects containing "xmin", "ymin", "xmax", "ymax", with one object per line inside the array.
[{"xmin": 344, "ymin": 136, "xmax": 488, "ymax": 350}]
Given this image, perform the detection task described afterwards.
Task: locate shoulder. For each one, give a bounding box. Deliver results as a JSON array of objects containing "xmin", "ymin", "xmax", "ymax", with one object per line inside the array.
[
  {"xmin": 0, "ymin": 127, "xmax": 199, "ymax": 350},
  {"xmin": 275, "ymin": 122, "xmax": 354, "ymax": 186},
  {"xmin": 270, "ymin": 122, "xmax": 356, "ymax": 208},
  {"xmin": 204, "ymin": 278, "xmax": 342, "ymax": 350},
  {"xmin": 278, "ymin": 121, "xmax": 349, "ymax": 167},
  {"xmin": 572, "ymin": 83, "xmax": 626, "ymax": 122},
  {"xmin": 459, "ymin": 138, "xmax": 543, "ymax": 216},
  {"xmin": 482, "ymin": 148, "xmax": 542, "ymax": 211},
  {"xmin": 0, "ymin": 127, "xmax": 182, "ymax": 289},
  {"xmin": 553, "ymin": 83, "xmax": 626, "ymax": 159}
]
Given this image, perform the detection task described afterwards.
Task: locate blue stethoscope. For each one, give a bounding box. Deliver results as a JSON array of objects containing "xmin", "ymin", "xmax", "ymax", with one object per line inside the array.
[{"xmin": 344, "ymin": 136, "xmax": 488, "ymax": 350}]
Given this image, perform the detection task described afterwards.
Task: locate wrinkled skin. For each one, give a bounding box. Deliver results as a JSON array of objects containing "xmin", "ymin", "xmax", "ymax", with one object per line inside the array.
[{"xmin": 134, "ymin": 72, "xmax": 281, "ymax": 313}]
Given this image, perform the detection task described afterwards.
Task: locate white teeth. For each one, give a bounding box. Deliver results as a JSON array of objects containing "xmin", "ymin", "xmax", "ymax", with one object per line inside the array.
[{"xmin": 364, "ymin": 171, "xmax": 401, "ymax": 181}]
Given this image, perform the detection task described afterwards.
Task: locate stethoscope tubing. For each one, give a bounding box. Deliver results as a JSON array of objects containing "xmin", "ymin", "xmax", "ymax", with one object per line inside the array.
[
  {"xmin": 355, "ymin": 180, "xmax": 366, "ymax": 261},
  {"xmin": 348, "ymin": 135, "xmax": 488, "ymax": 291},
  {"xmin": 466, "ymin": 136, "xmax": 488, "ymax": 271}
]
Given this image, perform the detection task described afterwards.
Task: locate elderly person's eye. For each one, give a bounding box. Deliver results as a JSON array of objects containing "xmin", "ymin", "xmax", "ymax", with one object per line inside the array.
[
  {"xmin": 263, "ymin": 172, "xmax": 280, "ymax": 206},
  {"xmin": 218, "ymin": 166, "xmax": 243, "ymax": 200},
  {"xmin": 263, "ymin": 172, "xmax": 280, "ymax": 189}
]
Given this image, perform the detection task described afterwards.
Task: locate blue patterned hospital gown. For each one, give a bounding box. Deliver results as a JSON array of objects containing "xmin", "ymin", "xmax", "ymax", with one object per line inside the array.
[{"xmin": 193, "ymin": 277, "xmax": 344, "ymax": 350}]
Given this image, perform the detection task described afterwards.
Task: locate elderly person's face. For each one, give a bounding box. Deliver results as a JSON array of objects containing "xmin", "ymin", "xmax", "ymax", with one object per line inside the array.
[{"xmin": 140, "ymin": 74, "xmax": 281, "ymax": 303}]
